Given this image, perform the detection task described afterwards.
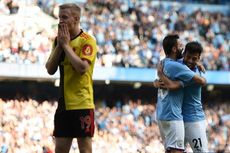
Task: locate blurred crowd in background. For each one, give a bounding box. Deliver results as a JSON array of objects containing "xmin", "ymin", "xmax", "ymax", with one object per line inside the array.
[
  {"xmin": 0, "ymin": 0, "xmax": 229, "ymax": 70},
  {"xmin": 0, "ymin": 98, "xmax": 229, "ymax": 153},
  {"xmin": 0, "ymin": 0, "xmax": 229, "ymax": 152}
]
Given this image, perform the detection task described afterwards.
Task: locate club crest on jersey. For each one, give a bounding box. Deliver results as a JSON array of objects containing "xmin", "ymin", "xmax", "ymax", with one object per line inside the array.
[
  {"xmin": 82, "ymin": 44, "xmax": 93, "ymax": 56},
  {"xmin": 177, "ymin": 140, "xmax": 183, "ymax": 148}
]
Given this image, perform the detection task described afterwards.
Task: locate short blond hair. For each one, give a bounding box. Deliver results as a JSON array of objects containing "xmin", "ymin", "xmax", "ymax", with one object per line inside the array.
[{"xmin": 59, "ymin": 3, "xmax": 81, "ymax": 18}]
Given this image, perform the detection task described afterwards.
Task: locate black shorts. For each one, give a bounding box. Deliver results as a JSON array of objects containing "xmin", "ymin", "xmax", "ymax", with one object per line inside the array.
[{"xmin": 53, "ymin": 109, "xmax": 95, "ymax": 138}]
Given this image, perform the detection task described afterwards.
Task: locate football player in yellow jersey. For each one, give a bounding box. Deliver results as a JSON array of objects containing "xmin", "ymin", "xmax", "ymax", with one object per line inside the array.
[{"xmin": 45, "ymin": 3, "xmax": 97, "ymax": 153}]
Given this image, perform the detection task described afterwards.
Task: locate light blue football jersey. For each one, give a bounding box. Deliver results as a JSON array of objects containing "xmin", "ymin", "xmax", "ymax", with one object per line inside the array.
[
  {"xmin": 182, "ymin": 67, "xmax": 206, "ymax": 122},
  {"xmin": 156, "ymin": 58, "xmax": 195, "ymax": 121}
]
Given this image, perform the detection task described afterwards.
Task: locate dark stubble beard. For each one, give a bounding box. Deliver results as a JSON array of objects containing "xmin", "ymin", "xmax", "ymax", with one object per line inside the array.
[{"xmin": 176, "ymin": 49, "xmax": 183, "ymax": 59}]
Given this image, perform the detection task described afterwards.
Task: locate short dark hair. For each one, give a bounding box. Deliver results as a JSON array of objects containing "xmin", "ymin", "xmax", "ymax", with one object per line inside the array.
[
  {"xmin": 184, "ymin": 41, "xmax": 203, "ymax": 56},
  {"xmin": 162, "ymin": 34, "xmax": 179, "ymax": 55}
]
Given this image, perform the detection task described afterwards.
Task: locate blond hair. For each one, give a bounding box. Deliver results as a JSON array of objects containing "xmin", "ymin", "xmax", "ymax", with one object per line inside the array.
[{"xmin": 59, "ymin": 3, "xmax": 81, "ymax": 18}]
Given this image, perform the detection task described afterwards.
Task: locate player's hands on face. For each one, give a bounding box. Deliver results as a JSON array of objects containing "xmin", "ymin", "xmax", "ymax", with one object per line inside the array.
[{"xmin": 57, "ymin": 23, "xmax": 70, "ymax": 48}]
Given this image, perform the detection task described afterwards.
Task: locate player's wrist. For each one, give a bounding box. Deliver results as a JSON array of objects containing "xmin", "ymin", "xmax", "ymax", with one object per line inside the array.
[{"xmin": 62, "ymin": 44, "xmax": 71, "ymax": 50}]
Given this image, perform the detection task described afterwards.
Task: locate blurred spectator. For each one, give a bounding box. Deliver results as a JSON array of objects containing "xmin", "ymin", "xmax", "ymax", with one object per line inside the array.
[
  {"xmin": 0, "ymin": 0, "xmax": 229, "ymax": 71},
  {"xmin": 0, "ymin": 98, "xmax": 229, "ymax": 153},
  {"xmin": 6, "ymin": 0, "xmax": 19, "ymax": 14}
]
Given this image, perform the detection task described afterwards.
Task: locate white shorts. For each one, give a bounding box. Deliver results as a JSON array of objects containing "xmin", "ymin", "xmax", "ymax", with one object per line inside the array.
[
  {"xmin": 158, "ymin": 120, "xmax": 185, "ymax": 151},
  {"xmin": 184, "ymin": 120, "xmax": 209, "ymax": 152}
]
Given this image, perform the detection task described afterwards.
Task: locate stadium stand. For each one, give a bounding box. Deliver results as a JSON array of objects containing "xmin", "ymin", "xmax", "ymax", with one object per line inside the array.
[
  {"xmin": 0, "ymin": 81, "xmax": 229, "ymax": 153},
  {"xmin": 0, "ymin": 96, "xmax": 229, "ymax": 152},
  {"xmin": 0, "ymin": 0, "xmax": 229, "ymax": 70}
]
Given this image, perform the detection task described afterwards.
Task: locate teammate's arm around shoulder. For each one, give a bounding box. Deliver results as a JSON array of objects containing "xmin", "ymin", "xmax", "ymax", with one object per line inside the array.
[
  {"xmin": 158, "ymin": 75, "xmax": 183, "ymax": 90},
  {"xmin": 157, "ymin": 62, "xmax": 183, "ymax": 90},
  {"xmin": 192, "ymin": 75, "xmax": 206, "ymax": 86},
  {"xmin": 192, "ymin": 62, "xmax": 206, "ymax": 86}
]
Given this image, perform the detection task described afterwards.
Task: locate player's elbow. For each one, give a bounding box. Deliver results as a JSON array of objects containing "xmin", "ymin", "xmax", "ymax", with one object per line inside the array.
[
  {"xmin": 47, "ymin": 69, "xmax": 56, "ymax": 75},
  {"xmin": 193, "ymin": 75, "xmax": 207, "ymax": 86},
  {"xmin": 197, "ymin": 77, "xmax": 207, "ymax": 86},
  {"xmin": 79, "ymin": 60, "xmax": 90, "ymax": 75},
  {"xmin": 79, "ymin": 67, "xmax": 87, "ymax": 75},
  {"xmin": 73, "ymin": 64, "xmax": 88, "ymax": 75},
  {"xmin": 200, "ymin": 78, "xmax": 207, "ymax": 86},
  {"xmin": 46, "ymin": 63, "xmax": 56, "ymax": 75}
]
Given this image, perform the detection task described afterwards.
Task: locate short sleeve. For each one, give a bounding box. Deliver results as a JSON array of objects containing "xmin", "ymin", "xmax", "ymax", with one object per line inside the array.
[
  {"xmin": 79, "ymin": 38, "xmax": 97, "ymax": 64},
  {"xmin": 164, "ymin": 61, "xmax": 195, "ymax": 84}
]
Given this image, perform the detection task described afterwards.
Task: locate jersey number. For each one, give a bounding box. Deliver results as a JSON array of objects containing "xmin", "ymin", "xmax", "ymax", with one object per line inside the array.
[
  {"xmin": 80, "ymin": 115, "xmax": 91, "ymax": 132},
  {"xmin": 158, "ymin": 89, "xmax": 168, "ymax": 100},
  {"xmin": 192, "ymin": 138, "xmax": 202, "ymax": 150}
]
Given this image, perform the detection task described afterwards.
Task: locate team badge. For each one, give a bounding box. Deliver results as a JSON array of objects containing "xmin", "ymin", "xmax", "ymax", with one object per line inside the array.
[
  {"xmin": 82, "ymin": 44, "xmax": 93, "ymax": 56},
  {"xmin": 177, "ymin": 140, "xmax": 183, "ymax": 148}
]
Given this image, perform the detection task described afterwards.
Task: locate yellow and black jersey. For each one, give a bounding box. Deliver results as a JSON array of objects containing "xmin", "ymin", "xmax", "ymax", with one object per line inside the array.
[{"xmin": 52, "ymin": 30, "xmax": 97, "ymax": 111}]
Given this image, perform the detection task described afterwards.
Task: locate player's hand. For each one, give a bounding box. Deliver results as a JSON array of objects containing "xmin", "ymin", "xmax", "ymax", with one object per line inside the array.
[
  {"xmin": 153, "ymin": 79, "xmax": 160, "ymax": 88},
  {"xmin": 159, "ymin": 79, "xmax": 166, "ymax": 89},
  {"xmin": 153, "ymin": 79, "xmax": 166, "ymax": 89},
  {"xmin": 57, "ymin": 23, "xmax": 70, "ymax": 48},
  {"xmin": 196, "ymin": 62, "xmax": 206, "ymax": 73}
]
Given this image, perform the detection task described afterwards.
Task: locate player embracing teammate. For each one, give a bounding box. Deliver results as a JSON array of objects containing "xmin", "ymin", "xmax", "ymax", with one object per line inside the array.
[{"xmin": 154, "ymin": 34, "xmax": 209, "ymax": 153}]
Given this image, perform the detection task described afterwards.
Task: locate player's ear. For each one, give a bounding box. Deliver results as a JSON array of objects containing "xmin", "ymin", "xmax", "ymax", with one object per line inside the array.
[
  {"xmin": 182, "ymin": 50, "xmax": 186, "ymax": 56},
  {"xmin": 172, "ymin": 46, "xmax": 177, "ymax": 53},
  {"xmin": 74, "ymin": 16, "xmax": 80, "ymax": 22},
  {"xmin": 198, "ymin": 54, "xmax": 201, "ymax": 60}
]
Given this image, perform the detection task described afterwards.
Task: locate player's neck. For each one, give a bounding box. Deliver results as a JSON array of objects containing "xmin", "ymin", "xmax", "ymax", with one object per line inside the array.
[
  {"xmin": 166, "ymin": 54, "xmax": 177, "ymax": 60},
  {"xmin": 70, "ymin": 27, "xmax": 81, "ymax": 39}
]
